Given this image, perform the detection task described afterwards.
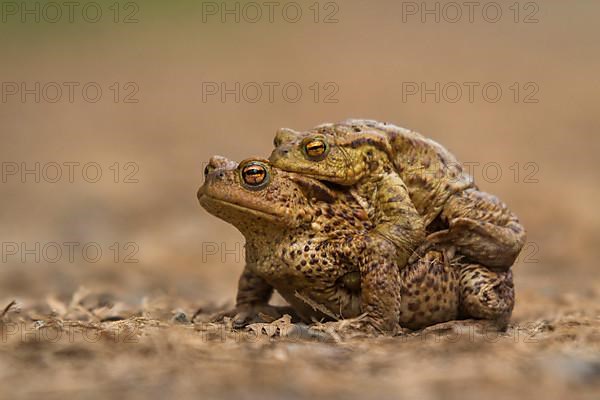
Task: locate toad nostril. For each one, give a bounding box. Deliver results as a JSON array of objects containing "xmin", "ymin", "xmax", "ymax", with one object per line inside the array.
[{"xmin": 218, "ymin": 172, "xmax": 225, "ymax": 178}]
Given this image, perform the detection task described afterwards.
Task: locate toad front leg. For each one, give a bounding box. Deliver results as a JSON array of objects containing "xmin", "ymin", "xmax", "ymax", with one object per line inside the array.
[
  {"xmin": 213, "ymin": 265, "xmax": 297, "ymax": 328},
  {"xmin": 410, "ymin": 188, "xmax": 526, "ymax": 270},
  {"xmin": 343, "ymin": 236, "xmax": 402, "ymax": 334},
  {"xmin": 363, "ymin": 171, "xmax": 425, "ymax": 267}
]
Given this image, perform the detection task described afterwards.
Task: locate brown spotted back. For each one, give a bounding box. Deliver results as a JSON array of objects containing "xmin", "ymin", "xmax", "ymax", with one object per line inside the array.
[{"xmin": 340, "ymin": 119, "xmax": 475, "ymax": 226}]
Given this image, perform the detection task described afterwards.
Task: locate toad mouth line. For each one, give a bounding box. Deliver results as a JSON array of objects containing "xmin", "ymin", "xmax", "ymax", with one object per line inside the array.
[{"xmin": 199, "ymin": 195, "xmax": 281, "ymax": 220}]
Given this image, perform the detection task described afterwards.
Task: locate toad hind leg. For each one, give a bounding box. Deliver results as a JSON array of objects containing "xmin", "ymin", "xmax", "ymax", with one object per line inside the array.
[
  {"xmin": 399, "ymin": 250, "xmax": 459, "ymax": 330},
  {"xmin": 458, "ymin": 264, "xmax": 514, "ymax": 330},
  {"xmin": 414, "ymin": 188, "xmax": 526, "ymax": 270}
]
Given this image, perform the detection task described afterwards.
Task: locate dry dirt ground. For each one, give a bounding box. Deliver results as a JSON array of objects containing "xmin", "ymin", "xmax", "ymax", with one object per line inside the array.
[{"xmin": 1, "ymin": 284, "xmax": 599, "ymax": 400}]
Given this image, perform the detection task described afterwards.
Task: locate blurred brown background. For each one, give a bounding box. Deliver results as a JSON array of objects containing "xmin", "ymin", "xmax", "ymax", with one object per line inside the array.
[
  {"xmin": 0, "ymin": 1, "xmax": 599, "ymax": 398},
  {"xmin": 2, "ymin": 0, "xmax": 598, "ymax": 302}
]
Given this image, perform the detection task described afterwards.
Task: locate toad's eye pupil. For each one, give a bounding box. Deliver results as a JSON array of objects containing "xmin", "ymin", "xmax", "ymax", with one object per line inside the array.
[
  {"xmin": 305, "ymin": 140, "xmax": 326, "ymax": 157},
  {"xmin": 242, "ymin": 165, "xmax": 266, "ymax": 185},
  {"xmin": 204, "ymin": 165, "xmax": 210, "ymax": 176}
]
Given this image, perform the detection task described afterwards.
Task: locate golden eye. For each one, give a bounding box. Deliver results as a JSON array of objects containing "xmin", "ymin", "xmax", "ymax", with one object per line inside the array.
[
  {"xmin": 241, "ymin": 162, "xmax": 269, "ymax": 188},
  {"xmin": 304, "ymin": 139, "xmax": 329, "ymax": 159}
]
